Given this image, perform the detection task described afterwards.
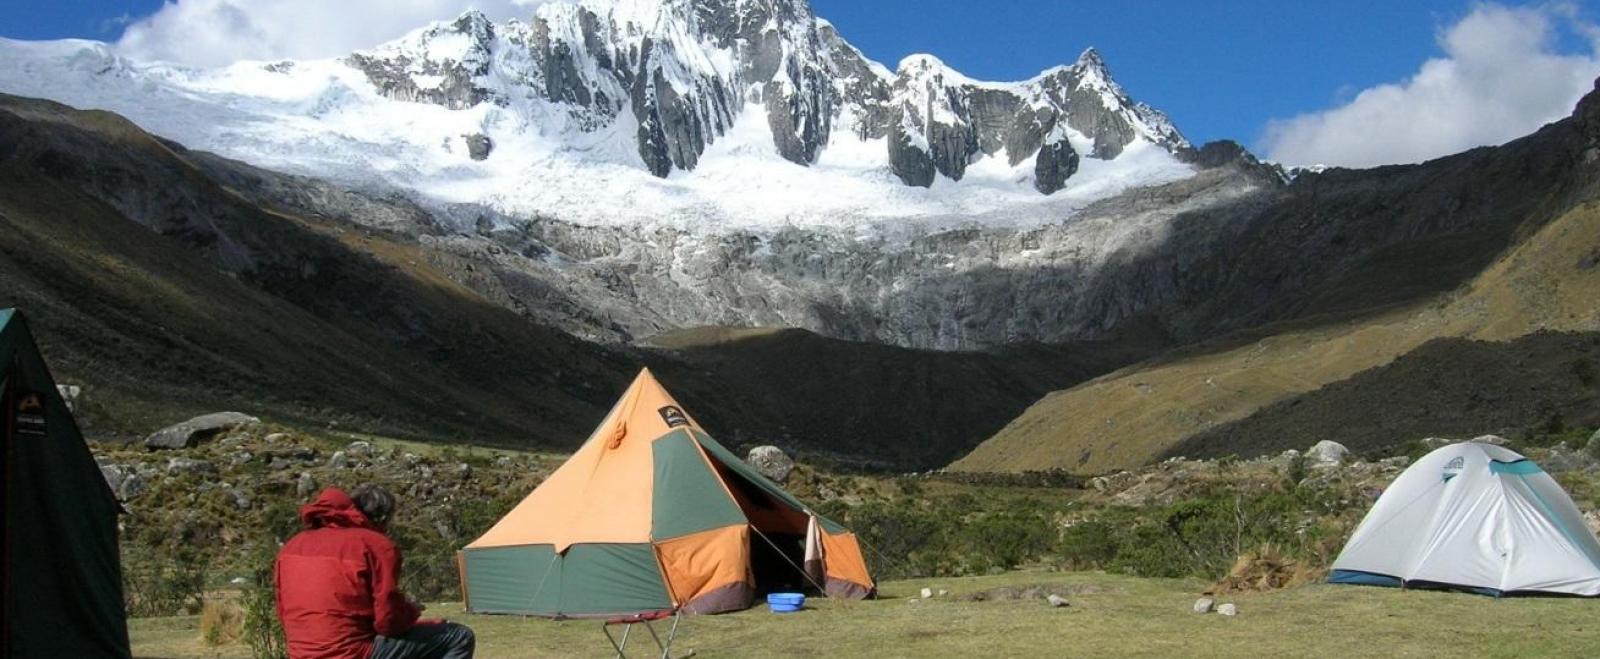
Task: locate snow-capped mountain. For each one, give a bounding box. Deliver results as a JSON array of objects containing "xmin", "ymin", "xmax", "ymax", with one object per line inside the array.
[{"xmin": 0, "ymin": 0, "xmax": 1196, "ymax": 229}]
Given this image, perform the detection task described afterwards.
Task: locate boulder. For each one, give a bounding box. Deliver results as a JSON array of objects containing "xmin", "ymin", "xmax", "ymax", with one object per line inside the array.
[
  {"xmin": 1308, "ymin": 440, "xmax": 1349, "ymax": 466},
  {"xmin": 1471, "ymin": 434, "xmax": 1510, "ymax": 446},
  {"xmin": 1192, "ymin": 597, "xmax": 1214, "ymax": 614},
  {"xmin": 327, "ymin": 451, "xmax": 349, "ymax": 469},
  {"xmin": 920, "ymin": 587, "xmax": 933, "ymax": 599},
  {"xmin": 745, "ymin": 445, "xmax": 795, "ymax": 483},
  {"xmin": 1217, "ymin": 603, "xmax": 1238, "ymax": 616},
  {"xmin": 144, "ymin": 412, "xmax": 260, "ymax": 449},
  {"xmin": 1421, "ymin": 437, "xmax": 1454, "ymax": 449},
  {"xmin": 99, "ymin": 464, "xmax": 147, "ymax": 500},
  {"xmin": 1378, "ymin": 456, "xmax": 1411, "ymax": 469},
  {"xmin": 345, "ymin": 441, "xmax": 374, "ymax": 456},
  {"xmin": 1046, "ymin": 594, "xmax": 1070, "ymax": 608}
]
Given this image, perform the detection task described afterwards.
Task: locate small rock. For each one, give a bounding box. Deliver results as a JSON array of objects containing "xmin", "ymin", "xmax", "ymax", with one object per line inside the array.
[
  {"xmin": 403, "ymin": 452, "xmax": 422, "ymax": 466},
  {"xmin": 56, "ymin": 384, "xmax": 82, "ymax": 413},
  {"xmin": 938, "ymin": 589, "xmax": 948, "ymax": 597},
  {"xmin": 267, "ymin": 458, "xmax": 292, "ymax": 471},
  {"xmin": 1584, "ymin": 430, "xmax": 1600, "ymax": 461},
  {"xmin": 1379, "ymin": 456, "xmax": 1411, "ymax": 468},
  {"xmin": 1192, "ymin": 597, "xmax": 1214, "ymax": 614},
  {"xmin": 1046, "ymin": 594, "xmax": 1070, "ymax": 608},
  {"xmin": 144, "ymin": 412, "xmax": 260, "ymax": 449},
  {"xmin": 745, "ymin": 446, "xmax": 795, "ymax": 483},
  {"xmin": 328, "ymin": 451, "xmax": 349, "ymax": 469},
  {"xmin": 1308, "ymin": 440, "xmax": 1350, "ymax": 466},
  {"xmin": 1217, "ymin": 603, "xmax": 1238, "ymax": 616},
  {"xmin": 345, "ymin": 441, "xmax": 373, "ymax": 456},
  {"xmin": 265, "ymin": 433, "xmax": 288, "ymax": 443},
  {"xmin": 456, "ymin": 463, "xmax": 472, "ymax": 478},
  {"xmin": 1539, "ymin": 446, "xmax": 1593, "ymax": 473},
  {"xmin": 494, "ymin": 455, "xmax": 513, "ymax": 468},
  {"xmin": 1471, "ymin": 434, "xmax": 1510, "ymax": 446},
  {"xmin": 920, "ymin": 587, "xmax": 933, "ymax": 599},
  {"xmin": 166, "ymin": 457, "xmax": 218, "ymax": 475},
  {"xmin": 1585, "ymin": 510, "xmax": 1600, "ymax": 535},
  {"xmin": 230, "ymin": 577, "xmax": 249, "ymax": 586},
  {"xmin": 227, "ymin": 488, "xmax": 252, "ymax": 510},
  {"xmin": 296, "ymin": 472, "xmax": 318, "ymax": 498}
]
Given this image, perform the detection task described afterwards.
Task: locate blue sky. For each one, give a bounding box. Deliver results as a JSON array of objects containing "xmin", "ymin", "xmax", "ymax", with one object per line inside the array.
[{"xmin": 3, "ymin": 0, "xmax": 1599, "ymax": 164}]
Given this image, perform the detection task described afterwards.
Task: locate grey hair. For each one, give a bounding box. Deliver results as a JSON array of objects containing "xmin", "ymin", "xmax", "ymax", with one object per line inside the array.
[{"xmin": 350, "ymin": 483, "xmax": 396, "ymax": 528}]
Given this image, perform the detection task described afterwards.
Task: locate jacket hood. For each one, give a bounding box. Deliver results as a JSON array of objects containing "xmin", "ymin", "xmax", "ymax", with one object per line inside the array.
[{"xmin": 299, "ymin": 487, "xmax": 376, "ymax": 530}]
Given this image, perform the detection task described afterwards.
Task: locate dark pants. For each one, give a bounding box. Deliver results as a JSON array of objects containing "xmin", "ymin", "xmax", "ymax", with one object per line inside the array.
[{"xmin": 371, "ymin": 622, "xmax": 475, "ymax": 659}]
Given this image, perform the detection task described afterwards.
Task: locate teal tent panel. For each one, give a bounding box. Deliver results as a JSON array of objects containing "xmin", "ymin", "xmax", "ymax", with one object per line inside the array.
[
  {"xmin": 652, "ymin": 429, "xmax": 746, "ymax": 541},
  {"xmin": 461, "ymin": 544, "xmax": 558, "ymax": 614},
  {"xmin": 462, "ymin": 543, "xmax": 670, "ymax": 617}
]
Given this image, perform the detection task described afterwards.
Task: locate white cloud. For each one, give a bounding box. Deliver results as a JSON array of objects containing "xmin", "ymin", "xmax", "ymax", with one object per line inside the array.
[
  {"xmin": 1262, "ymin": 3, "xmax": 1600, "ymax": 168},
  {"xmin": 113, "ymin": 0, "xmax": 550, "ymax": 68}
]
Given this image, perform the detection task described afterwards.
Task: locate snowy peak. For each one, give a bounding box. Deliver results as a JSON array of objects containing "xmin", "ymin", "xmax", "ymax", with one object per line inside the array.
[{"xmin": 337, "ymin": 0, "xmax": 1187, "ymax": 192}]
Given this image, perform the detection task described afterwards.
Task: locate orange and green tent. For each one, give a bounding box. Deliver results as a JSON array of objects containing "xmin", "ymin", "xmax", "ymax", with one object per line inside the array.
[{"xmin": 459, "ymin": 368, "xmax": 875, "ymax": 617}]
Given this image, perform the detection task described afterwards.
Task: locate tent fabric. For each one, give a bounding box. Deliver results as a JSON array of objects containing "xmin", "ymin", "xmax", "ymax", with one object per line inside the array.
[
  {"xmin": 818, "ymin": 529, "xmax": 876, "ymax": 599},
  {"xmin": 461, "ymin": 368, "xmax": 875, "ymax": 617},
  {"xmin": 654, "ymin": 524, "xmax": 752, "ymax": 614},
  {"xmin": 1330, "ymin": 442, "xmax": 1600, "ymax": 596},
  {"xmin": 0, "ymin": 309, "xmax": 131, "ymax": 657},
  {"xmin": 459, "ymin": 543, "xmax": 672, "ymax": 617}
]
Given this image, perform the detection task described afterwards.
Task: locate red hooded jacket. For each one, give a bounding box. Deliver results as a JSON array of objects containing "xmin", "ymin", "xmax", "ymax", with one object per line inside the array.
[{"xmin": 276, "ymin": 487, "xmax": 421, "ymax": 659}]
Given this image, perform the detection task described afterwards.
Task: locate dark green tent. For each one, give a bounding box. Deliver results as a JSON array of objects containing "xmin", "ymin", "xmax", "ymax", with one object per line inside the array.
[{"xmin": 0, "ymin": 309, "xmax": 130, "ymax": 657}]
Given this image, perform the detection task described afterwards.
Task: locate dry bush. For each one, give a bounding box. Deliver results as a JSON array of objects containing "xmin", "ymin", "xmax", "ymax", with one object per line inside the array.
[
  {"xmin": 1211, "ymin": 544, "xmax": 1325, "ymax": 594},
  {"xmin": 200, "ymin": 598, "xmax": 245, "ymax": 646}
]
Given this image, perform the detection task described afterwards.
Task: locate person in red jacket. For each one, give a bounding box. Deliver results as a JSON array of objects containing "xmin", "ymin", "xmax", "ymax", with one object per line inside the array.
[{"xmin": 276, "ymin": 484, "xmax": 475, "ymax": 659}]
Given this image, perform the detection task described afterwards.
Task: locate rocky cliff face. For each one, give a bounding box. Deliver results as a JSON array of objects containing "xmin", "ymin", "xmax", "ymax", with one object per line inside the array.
[
  {"xmin": 884, "ymin": 50, "xmax": 1182, "ymax": 192},
  {"xmin": 338, "ymin": 0, "xmax": 1186, "ymax": 190}
]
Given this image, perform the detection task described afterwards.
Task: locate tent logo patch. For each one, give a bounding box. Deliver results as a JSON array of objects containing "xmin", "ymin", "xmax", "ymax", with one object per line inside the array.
[
  {"xmin": 658, "ymin": 406, "xmax": 689, "ymax": 428},
  {"xmin": 1442, "ymin": 456, "xmax": 1465, "ymax": 482},
  {"xmin": 14, "ymin": 391, "xmax": 46, "ymax": 436}
]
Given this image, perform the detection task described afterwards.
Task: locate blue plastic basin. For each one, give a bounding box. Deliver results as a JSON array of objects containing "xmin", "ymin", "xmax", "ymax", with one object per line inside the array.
[{"xmin": 767, "ymin": 592, "xmax": 805, "ymax": 613}]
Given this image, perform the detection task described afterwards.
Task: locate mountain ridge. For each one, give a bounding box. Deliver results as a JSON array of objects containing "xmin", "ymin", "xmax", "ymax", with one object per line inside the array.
[{"xmin": 0, "ymin": 0, "xmax": 1200, "ymax": 230}]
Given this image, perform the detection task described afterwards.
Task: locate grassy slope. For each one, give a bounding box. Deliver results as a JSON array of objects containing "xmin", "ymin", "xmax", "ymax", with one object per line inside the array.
[
  {"xmin": 130, "ymin": 571, "xmax": 1600, "ymax": 658},
  {"xmin": 643, "ymin": 327, "xmax": 1154, "ymax": 469},
  {"xmin": 952, "ymin": 200, "xmax": 1600, "ymax": 474},
  {"xmin": 0, "ymin": 94, "xmax": 629, "ymax": 445}
]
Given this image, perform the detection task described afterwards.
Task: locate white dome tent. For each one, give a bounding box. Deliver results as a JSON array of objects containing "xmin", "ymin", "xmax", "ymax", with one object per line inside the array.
[{"xmin": 1330, "ymin": 442, "xmax": 1600, "ymax": 596}]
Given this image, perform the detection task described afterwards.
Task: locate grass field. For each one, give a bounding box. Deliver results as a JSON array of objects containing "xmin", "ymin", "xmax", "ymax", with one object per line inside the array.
[{"xmin": 131, "ymin": 570, "xmax": 1600, "ymax": 658}]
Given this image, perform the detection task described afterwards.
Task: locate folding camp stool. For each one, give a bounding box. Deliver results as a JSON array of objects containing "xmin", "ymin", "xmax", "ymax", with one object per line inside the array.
[{"xmin": 602, "ymin": 610, "xmax": 693, "ymax": 659}]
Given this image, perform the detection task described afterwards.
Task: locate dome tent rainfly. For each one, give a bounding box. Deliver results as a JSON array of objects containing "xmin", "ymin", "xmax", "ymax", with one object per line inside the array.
[
  {"xmin": 458, "ymin": 368, "xmax": 875, "ymax": 617},
  {"xmin": 0, "ymin": 309, "xmax": 131, "ymax": 656},
  {"xmin": 1330, "ymin": 442, "xmax": 1600, "ymax": 596}
]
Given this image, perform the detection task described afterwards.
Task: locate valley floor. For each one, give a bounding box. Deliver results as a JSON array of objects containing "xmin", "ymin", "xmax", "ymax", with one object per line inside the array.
[{"xmin": 131, "ymin": 570, "xmax": 1600, "ymax": 658}]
